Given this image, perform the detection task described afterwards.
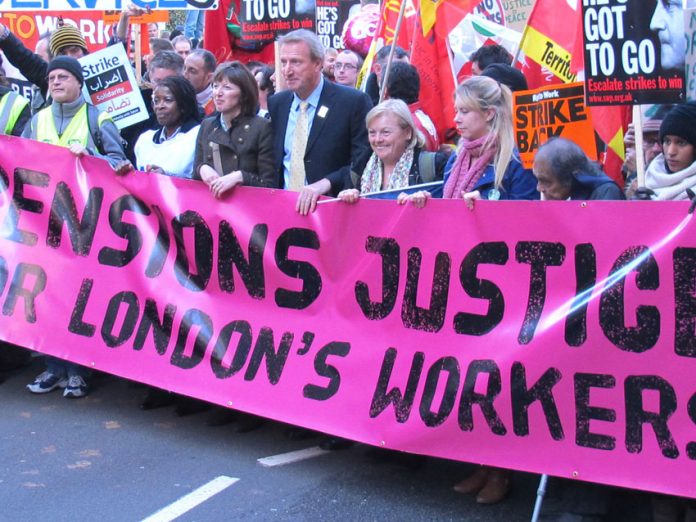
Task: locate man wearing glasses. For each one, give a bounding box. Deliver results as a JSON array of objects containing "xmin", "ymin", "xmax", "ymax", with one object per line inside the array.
[{"xmin": 333, "ymin": 49, "xmax": 363, "ymax": 88}]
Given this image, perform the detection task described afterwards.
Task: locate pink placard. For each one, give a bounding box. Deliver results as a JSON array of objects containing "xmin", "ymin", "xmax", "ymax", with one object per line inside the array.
[{"xmin": 1, "ymin": 136, "xmax": 696, "ymax": 498}]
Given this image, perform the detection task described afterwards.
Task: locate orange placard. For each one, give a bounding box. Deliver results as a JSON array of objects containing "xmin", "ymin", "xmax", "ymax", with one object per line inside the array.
[
  {"xmin": 102, "ymin": 10, "xmax": 169, "ymax": 25},
  {"xmin": 513, "ymin": 82, "xmax": 597, "ymax": 169}
]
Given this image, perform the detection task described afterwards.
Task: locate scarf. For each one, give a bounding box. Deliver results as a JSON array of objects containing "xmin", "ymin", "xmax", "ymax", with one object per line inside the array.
[
  {"xmin": 443, "ymin": 134, "xmax": 497, "ymax": 199},
  {"xmin": 645, "ymin": 153, "xmax": 696, "ymax": 201},
  {"xmin": 360, "ymin": 146, "xmax": 415, "ymax": 194}
]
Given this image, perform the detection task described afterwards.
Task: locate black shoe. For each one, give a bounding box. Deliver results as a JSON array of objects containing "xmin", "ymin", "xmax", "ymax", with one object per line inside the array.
[
  {"xmin": 319, "ymin": 436, "xmax": 354, "ymax": 451},
  {"xmin": 206, "ymin": 408, "xmax": 237, "ymax": 427},
  {"xmin": 140, "ymin": 389, "xmax": 175, "ymax": 410},
  {"xmin": 284, "ymin": 427, "xmax": 318, "ymax": 441},
  {"xmin": 175, "ymin": 397, "xmax": 211, "ymax": 417},
  {"xmin": 234, "ymin": 414, "xmax": 264, "ymax": 433}
]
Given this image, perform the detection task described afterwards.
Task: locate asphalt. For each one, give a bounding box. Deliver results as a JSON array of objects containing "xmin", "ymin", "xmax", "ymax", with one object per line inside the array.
[{"xmin": 0, "ymin": 355, "xmax": 653, "ymax": 522}]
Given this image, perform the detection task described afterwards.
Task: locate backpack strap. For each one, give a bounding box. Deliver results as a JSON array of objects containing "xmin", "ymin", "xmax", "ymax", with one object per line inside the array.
[
  {"xmin": 85, "ymin": 104, "xmax": 104, "ymax": 154},
  {"xmin": 418, "ymin": 151, "xmax": 437, "ymax": 183}
]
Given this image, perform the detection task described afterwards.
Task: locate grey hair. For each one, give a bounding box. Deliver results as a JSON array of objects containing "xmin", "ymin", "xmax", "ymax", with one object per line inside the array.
[
  {"xmin": 535, "ymin": 137, "xmax": 602, "ymax": 188},
  {"xmin": 366, "ymin": 98, "xmax": 424, "ymax": 149},
  {"xmin": 278, "ymin": 29, "xmax": 325, "ymax": 62}
]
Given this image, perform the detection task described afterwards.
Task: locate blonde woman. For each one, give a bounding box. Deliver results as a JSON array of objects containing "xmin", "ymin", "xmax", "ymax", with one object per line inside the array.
[{"xmin": 402, "ymin": 75, "xmax": 537, "ymax": 209}]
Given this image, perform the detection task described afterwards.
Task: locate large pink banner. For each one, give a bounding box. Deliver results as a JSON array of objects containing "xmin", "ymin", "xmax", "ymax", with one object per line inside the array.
[{"xmin": 1, "ymin": 136, "xmax": 696, "ymax": 498}]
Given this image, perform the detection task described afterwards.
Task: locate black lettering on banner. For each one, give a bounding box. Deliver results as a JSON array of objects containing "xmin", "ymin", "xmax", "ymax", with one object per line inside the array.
[
  {"xmin": 419, "ymin": 356, "xmax": 460, "ymax": 427},
  {"xmin": 244, "ymin": 327, "xmax": 294, "ymax": 384},
  {"xmin": 369, "ymin": 348, "xmax": 424, "ymax": 422},
  {"xmin": 172, "ymin": 211, "xmax": 213, "ymax": 292},
  {"xmin": 170, "ymin": 308, "xmax": 213, "ymax": 369},
  {"xmin": 459, "ymin": 360, "xmax": 507, "ymax": 435},
  {"xmin": 516, "ymin": 242, "xmax": 566, "ymax": 344},
  {"xmin": 210, "ymin": 319, "xmax": 253, "ymax": 379},
  {"xmin": 98, "ymin": 195, "xmax": 150, "ymax": 267},
  {"xmin": 274, "ymin": 228, "xmax": 322, "ymax": 309},
  {"xmin": 354, "ymin": 236, "xmax": 400, "ymax": 320},
  {"xmin": 511, "ymin": 362, "xmax": 564, "ymax": 440},
  {"xmin": 401, "ymin": 249, "xmax": 451, "ymax": 333},
  {"xmin": 565, "ymin": 244, "xmax": 597, "ymax": 347},
  {"xmin": 1, "ymin": 168, "xmax": 50, "ymax": 246},
  {"xmin": 303, "ymin": 341, "xmax": 351, "ymax": 401},
  {"xmin": 625, "ymin": 376, "xmax": 678, "ymax": 459},
  {"xmin": 454, "ymin": 242, "xmax": 508, "ymax": 336},
  {"xmin": 673, "ymin": 247, "xmax": 696, "ymax": 357},
  {"xmin": 296, "ymin": 330, "xmax": 315, "ymax": 355},
  {"xmin": 68, "ymin": 278, "xmax": 96, "ymax": 337},
  {"xmin": 687, "ymin": 392, "xmax": 696, "ymax": 460},
  {"xmin": 101, "ymin": 291, "xmax": 139, "ymax": 347},
  {"xmin": 133, "ymin": 298, "xmax": 176, "ymax": 354},
  {"xmin": 218, "ymin": 221, "xmax": 268, "ymax": 299},
  {"xmin": 2, "ymin": 262, "xmax": 47, "ymax": 323},
  {"xmin": 599, "ymin": 246, "xmax": 660, "ymax": 352},
  {"xmin": 574, "ymin": 373, "xmax": 616, "ymax": 450},
  {"xmin": 46, "ymin": 182, "xmax": 103, "ymax": 256},
  {"xmin": 144, "ymin": 205, "xmax": 170, "ymax": 278}
]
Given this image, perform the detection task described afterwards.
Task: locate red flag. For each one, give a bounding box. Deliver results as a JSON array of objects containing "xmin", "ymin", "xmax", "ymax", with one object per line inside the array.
[
  {"xmin": 203, "ymin": 1, "xmax": 275, "ymax": 65},
  {"xmin": 409, "ymin": 10, "xmax": 456, "ymax": 143}
]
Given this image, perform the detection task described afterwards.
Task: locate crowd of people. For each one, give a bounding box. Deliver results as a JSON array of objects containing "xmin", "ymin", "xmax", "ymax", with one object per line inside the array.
[{"xmin": 1, "ymin": 14, "xmax": 696, "ymax": 522}]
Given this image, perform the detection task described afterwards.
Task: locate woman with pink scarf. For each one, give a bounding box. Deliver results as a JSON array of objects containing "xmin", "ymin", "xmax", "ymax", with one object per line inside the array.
[{"xmin": 402, "ymin": 75, "xmax": 537, "ymax": 209}]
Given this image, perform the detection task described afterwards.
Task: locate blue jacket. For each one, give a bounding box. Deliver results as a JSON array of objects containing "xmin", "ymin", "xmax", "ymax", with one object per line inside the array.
[{"xmin": 442, "ymin": 153, "xmax": 539, "ymax": 200}]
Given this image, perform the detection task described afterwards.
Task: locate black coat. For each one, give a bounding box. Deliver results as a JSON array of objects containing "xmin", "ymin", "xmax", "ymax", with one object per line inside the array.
[
  {"xmin": 268, "ymin": 80, "xmax": 372, "ymax": 195},
  {"xmin": 194, "ymin": 114, "xmax": 275, "ymax": 188}
]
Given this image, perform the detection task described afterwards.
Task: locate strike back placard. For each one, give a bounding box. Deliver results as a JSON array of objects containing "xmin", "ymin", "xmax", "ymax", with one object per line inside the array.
[{"xmin": 514, "ymin": 82, "xmax": 597, "ymax": 168}]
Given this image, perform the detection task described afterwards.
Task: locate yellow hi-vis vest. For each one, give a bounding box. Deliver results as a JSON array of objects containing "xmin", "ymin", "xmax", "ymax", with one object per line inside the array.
[
  {"xmin": 34, "ymin": 103, "xmax": 110, "ymax": 149},
  {"xmin": 0, "ymin": 90, "xmax": 29, "ymax": 136}
]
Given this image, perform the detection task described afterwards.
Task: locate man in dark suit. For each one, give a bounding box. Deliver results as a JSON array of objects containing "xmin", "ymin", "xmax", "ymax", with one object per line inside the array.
[{"xmin": 269, "ymin": 29, "xmax": 372, "ymax": 215}]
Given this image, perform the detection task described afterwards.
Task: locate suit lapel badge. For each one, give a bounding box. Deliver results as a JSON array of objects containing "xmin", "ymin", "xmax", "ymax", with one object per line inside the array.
[{"xmin": 318, "ymin": 105, "xmax": 329, "ymax": 118}]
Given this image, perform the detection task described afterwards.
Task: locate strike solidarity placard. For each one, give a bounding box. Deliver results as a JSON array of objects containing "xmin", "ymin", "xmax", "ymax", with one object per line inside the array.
[
  {"xmin": 81, "ymin": 45, "xmax": 148, "ymax": 130},
  {"xmin": 2, "ymin": 136, "xmax": 696, "ymax": 499},
  {"xmin": 582, "ymin": 0, "xmax": 686, "ymax": 105}
]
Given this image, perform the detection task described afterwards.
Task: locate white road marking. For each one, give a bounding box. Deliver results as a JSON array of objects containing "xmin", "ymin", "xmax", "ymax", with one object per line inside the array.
[
  {"xmin": 257, "ymin": 446, "xmax": 330, "ymax": 467},
  {"xmin": 141, "ymin": 475, "xmax": 239, "ymax": 522}
]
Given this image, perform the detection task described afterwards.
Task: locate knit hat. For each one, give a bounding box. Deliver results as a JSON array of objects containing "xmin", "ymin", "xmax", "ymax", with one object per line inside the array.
[
  {"xmin": 659, "ymin": 102, "xmax": 696, "ymax": 147},
  {"xmin": 49, "ymin": 23, "xmax": 88, "ymax": 57},
  {"xmin": 480, "ymin": 63, "xmax": 528, "ymax": 92},
  {"xmin": 46, "ymin": 56, "xmax": 84, "ymax": 86}
]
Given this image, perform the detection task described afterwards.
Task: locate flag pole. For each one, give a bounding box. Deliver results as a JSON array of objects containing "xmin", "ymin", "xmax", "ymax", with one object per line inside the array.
[
  {"xmin": 530, "ymin": 474, "xmax": 549, "ymax": 522},
  {"xmin": 633, "ymin": 105, "xmax": 646, "ymax": 188},
  {"xmin": 379, "ymin": 0, "xmax": 408, "ymax": 103}
]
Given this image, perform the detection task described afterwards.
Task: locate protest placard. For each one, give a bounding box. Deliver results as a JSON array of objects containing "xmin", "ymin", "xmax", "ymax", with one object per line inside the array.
[
  {"xmin": 315, "ymin": 0, "xmax": 358, "ymax": 50},
  {"xmin": 582, "ymin": 0, "xmax": 686, "ymax": 105},
  {"xmin": 240, "ymin": 0, "xmax": 315, "ymax": 43},
  {"xmin": 514, "ymin": 82, "xmax": 597, "ymax": 168},
  {"xmin": 503, "ymin": 0, "xmax": 535, "ymax": 32},
  {"xmin": 80, "ymin": 45, "xmax": 148, "ymax": 130},
  {"xmin": 2, "ymin": 135, "xmax": 696, "ymax": 499}
]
